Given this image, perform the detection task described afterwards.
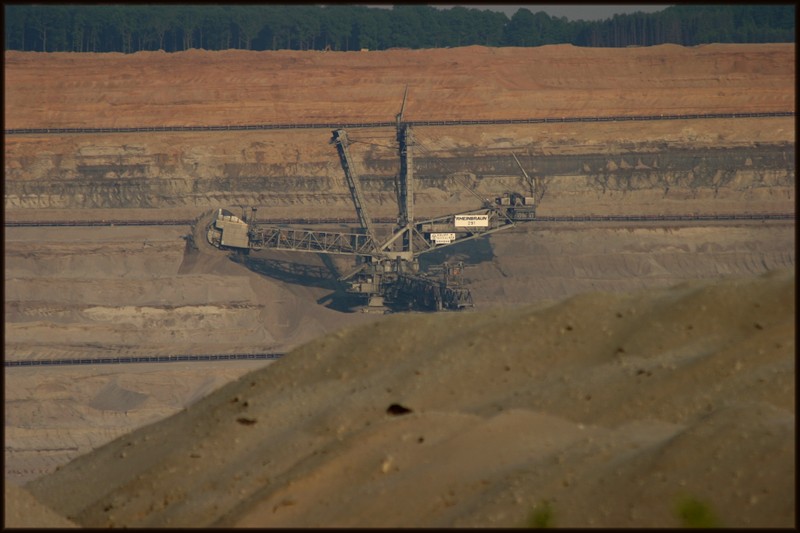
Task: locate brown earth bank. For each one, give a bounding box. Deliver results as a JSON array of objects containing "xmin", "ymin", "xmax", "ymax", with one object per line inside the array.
[
  {"xmin": 4, "ymin": 44, "xmax": 795, "ymax": 128},
  {"xmin": 19, "ymin": 268, "xmax": 795, "ymax": 528}
]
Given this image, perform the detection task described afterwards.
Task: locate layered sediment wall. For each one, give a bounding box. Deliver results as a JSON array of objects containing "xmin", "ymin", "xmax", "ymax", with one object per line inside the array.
[
  {"xmin": 4, "ymin": 44, "xmax": 795, "ymax": 220},
  {"xmin": 4, "ymin": 126, "xmax": 794, "ymax": 218}
]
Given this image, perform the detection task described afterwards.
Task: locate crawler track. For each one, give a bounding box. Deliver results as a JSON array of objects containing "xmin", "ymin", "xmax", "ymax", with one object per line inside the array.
[{"xmin": 4, "ymin": 353, "xmax": 284, "ymax": 367}]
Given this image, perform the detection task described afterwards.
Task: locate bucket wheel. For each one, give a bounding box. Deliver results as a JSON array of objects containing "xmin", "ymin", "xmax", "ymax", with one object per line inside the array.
[{"xmin": 191, "ymin": 209, "xmax": 223, "ymax": 255}]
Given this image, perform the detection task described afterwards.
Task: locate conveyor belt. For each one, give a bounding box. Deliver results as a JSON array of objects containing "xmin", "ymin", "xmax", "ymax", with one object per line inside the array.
[
  {"xmin": 5, "ymin": 111, "xmax": 794, "ymax": 136},
  {"xmin": 4, "ymin": 353, "xmax": 284, "ymax": 367}
]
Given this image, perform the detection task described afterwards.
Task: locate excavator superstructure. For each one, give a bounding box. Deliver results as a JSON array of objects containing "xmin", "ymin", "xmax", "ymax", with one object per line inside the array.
[{"xmin": 201, "ymin": 88, "xmax": 536, "ymax": 312}]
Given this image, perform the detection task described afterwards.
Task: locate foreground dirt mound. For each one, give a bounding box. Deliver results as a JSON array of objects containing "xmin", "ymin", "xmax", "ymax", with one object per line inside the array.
[
  {"xmin": 5, "ymin": 220, "xmax": 792, "ymax": 485},
  {"xmin": 4, "ymin": 483, "xmax": 78, "ymax": 528},
  {"xmin": 25, "ymin": 268, "xmax": 794, "ymax": 528}
]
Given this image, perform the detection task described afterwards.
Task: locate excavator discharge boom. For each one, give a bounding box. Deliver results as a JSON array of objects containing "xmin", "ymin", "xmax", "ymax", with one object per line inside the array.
[{"xmin": 197, "ymin": 87, "xmax": 537, "ymax": 312}]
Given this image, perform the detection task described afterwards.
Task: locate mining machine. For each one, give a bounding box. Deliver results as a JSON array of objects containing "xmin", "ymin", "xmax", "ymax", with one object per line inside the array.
[{"xmin": 200, "ymin": 88, "xmax": 536, "ymax": 312}]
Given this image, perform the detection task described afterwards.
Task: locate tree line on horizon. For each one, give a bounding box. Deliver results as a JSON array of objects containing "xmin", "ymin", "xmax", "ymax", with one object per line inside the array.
[{"xmin": 4, "ymin": 4, "xmax": 794, "ymax": 54}]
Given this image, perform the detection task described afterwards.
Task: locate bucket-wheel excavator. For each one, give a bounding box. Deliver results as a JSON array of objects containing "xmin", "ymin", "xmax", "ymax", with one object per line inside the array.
[{"xmin": 198, "ymin": 88, "xmax": 536, "ymax": 312}]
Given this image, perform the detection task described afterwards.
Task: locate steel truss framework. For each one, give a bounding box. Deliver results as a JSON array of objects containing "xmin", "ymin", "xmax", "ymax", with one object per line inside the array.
[
  {"xmin": 250, "ymin": 227, "xmax": 377, "ymax": 256},
  {"xmin": 204, "ymin": 87, "xmax": 537, "ymax": 311}
]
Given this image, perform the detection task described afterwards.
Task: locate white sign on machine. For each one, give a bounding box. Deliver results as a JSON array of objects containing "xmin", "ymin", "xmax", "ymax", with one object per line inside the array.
[
  {"xmin": 454, "ymin": 214, "xmax": 489, "ymax": 228},
  {"xmin": 430, "ymin": 232, "xmax": 456, "ymax": 244}
]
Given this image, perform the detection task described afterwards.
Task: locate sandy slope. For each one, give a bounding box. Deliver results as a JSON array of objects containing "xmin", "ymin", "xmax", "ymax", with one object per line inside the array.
[
  {"xmin": 4, "ymin": 225, "xmax": 373, "ymax": 360},
  {"xmin": 4, "ymin": 483, "xmax": 78, "ymax": 528},
  {"xmin": 24, "ymin": 268, "xmax": 794, "ymax": 528}
]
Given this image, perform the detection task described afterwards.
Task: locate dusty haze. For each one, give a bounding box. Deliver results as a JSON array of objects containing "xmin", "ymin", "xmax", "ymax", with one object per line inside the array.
[{"xmin": 4, "ymin": 43, "xmax": 795, "ymax": 527}]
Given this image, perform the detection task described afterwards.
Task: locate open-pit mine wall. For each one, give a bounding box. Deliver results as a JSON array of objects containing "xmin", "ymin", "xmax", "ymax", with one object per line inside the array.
[
  {"xmin": 4, "ymin": 121, "xmax": 795, "ymax": 221},
  {"xmin": 4, "ymin": 45, "xmax": 795, "ymax": 222}
]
